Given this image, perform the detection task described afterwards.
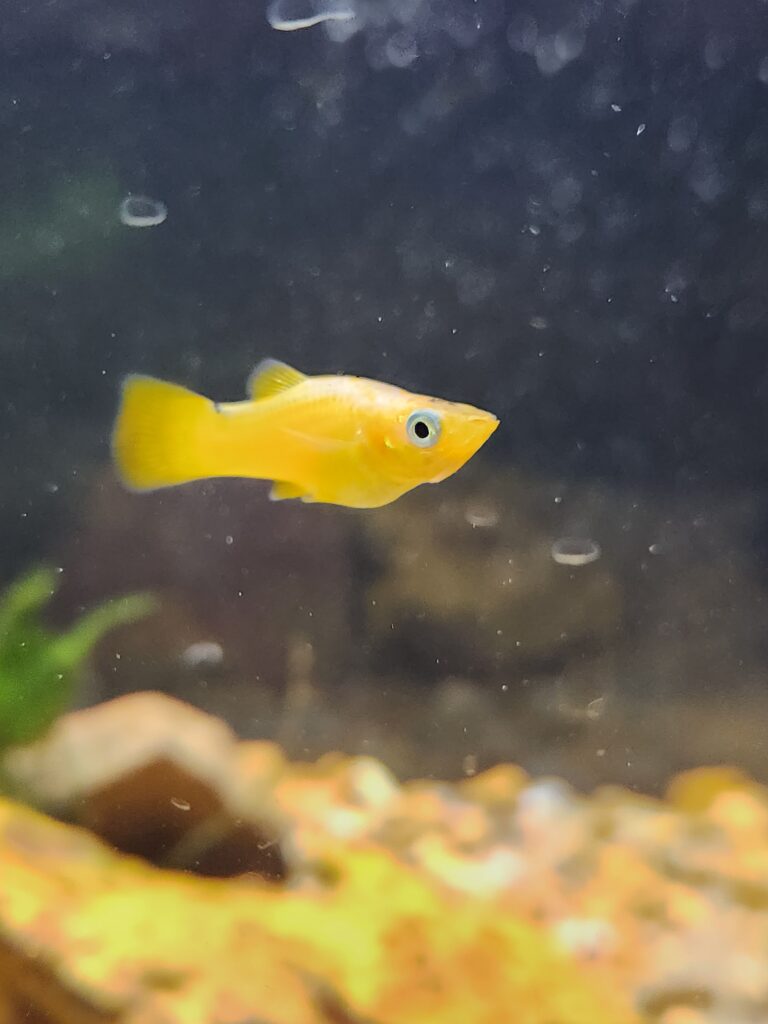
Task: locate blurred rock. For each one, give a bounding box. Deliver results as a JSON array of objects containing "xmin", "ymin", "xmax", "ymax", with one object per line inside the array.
[
  {"xmin": 0, "ymin": 792, "xmax": 634, "ymax": 1024},
  {"xmin": 50, "ymin": 471, "xmax": 359, "ymax": 714},
  {"xmin": 3, "ymin": 691, "xmax": 288, "ymax": 878},
  {"xmin": 3, "ymin": 690, "xmax": 768, "ymax": 1023}
]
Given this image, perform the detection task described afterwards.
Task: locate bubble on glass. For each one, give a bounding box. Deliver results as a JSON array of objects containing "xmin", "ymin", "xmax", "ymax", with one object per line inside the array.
[
  {"xmin": 759, "ymin": 56, "xmax": 768, "ymax": 84},
  {"xmin": 266, "ymin": 0, "xmax": 355, "ymax": 31},
  {"xmin": 118, "ymin": 194, "xmax": 167, "ymax": 228},
  {"xmin": 635, "ymin": 122, "xmax": 646, "ymax": 136},
  {"xmin": 551, "ymin": 537, "xmax": 601, "ymax": 566}
]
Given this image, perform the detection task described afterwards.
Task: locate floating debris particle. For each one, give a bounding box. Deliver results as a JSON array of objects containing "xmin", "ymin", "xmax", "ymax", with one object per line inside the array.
[
  {"xmin": 266, "ymin": 0, "xmax": 355, "ymax": 31},
  {"xmin": 119, "ymin": 195, "xmax": 167, "ymax": 228},
  {"xmin": 551, "ymin": 537, "xmax": 601, "ymax": 566},
  {"xmin": 170, "ymin": 797, "xmax": 191, "ymax": 811}
]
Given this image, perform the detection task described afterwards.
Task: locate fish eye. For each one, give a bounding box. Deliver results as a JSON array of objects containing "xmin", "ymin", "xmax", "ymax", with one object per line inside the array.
[{"xmin": 406, "ymin": 410, "xmax": 442, "ymax": 448}]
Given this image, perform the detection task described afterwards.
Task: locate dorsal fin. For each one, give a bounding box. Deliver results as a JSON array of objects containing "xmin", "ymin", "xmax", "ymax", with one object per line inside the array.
[{"xmin": 247, "ymin": 359, "xmax": 307, "ymax": 400}]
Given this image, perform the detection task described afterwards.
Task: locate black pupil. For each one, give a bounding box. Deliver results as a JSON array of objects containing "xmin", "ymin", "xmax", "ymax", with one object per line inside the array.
[{"xmin": 413, "ymin": 419, "xmax": 430, "ymax": 439}]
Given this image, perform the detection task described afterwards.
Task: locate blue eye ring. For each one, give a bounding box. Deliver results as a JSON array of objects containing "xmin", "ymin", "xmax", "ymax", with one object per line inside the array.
[{"xmin": 406, "ymin": 409, "xmax": 442, "ymax": 448}]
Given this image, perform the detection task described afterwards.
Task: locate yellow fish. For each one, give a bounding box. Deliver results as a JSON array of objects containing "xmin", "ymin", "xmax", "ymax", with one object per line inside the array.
[{"xmin": 112, "ymin": 359, "xmax": 499, "ymax": 509}]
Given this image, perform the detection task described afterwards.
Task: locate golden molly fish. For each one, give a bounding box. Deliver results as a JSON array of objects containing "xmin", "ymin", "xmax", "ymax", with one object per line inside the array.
[{"xmin": 112, "ymin": 359, "xmax": 499, "ymax": 509}]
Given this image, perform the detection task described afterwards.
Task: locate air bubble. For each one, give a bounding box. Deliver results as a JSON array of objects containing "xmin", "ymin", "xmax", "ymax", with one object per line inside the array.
[
  {"xmin": 119, "ymin": 195, "xmax": 167, "ymax": 228},
  {"xmin": 551, "ymin": 537, "xmax": 601, "ymax": 566}
]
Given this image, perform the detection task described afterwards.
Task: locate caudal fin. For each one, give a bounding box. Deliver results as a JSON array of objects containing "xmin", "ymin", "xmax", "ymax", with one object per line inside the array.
[{"xmin": 112, "ymin": 375, "xmax": 217, "ymax": 492}]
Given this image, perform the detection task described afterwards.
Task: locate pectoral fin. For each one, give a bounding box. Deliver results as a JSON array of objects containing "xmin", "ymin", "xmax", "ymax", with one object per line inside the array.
[{"xmin": 269, "ymin": 480, "xmax": 307, "ymax": 501}]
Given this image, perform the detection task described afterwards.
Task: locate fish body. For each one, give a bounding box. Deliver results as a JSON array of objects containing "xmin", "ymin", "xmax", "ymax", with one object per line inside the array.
[{"xmin": 112, "ymin": 359, "xmax": 498, "ymax": 509}]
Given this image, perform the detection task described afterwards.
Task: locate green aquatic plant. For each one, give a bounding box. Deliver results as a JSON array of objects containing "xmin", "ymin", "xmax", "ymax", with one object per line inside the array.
[{"xmin": 0, "ymin": 567, "xmax": 154, "ymax": 750}]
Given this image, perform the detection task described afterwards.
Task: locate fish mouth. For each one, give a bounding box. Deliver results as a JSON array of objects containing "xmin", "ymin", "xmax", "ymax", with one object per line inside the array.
[
  {"xmin": 469, "ymin": 412, "xmax": 500, "ymax": 444},
  {"xmin": 428, "ymin": 412, "xmax": 499, "ymax": 483}
]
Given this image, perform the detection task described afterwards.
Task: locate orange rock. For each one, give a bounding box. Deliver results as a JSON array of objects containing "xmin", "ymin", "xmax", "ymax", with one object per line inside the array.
[
  {"xmin": 0, "ymin": 798, "xmax": 637, "ymax": 1024},
  {"xmin": 666, "ymin": 765, "xmax": 759, "ymax": 813}
]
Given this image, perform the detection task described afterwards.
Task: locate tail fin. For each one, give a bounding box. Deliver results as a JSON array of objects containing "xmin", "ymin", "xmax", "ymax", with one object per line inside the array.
[{"xmin": 112, "ymin": 375, "xmax": 217, "ymax": 492}]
